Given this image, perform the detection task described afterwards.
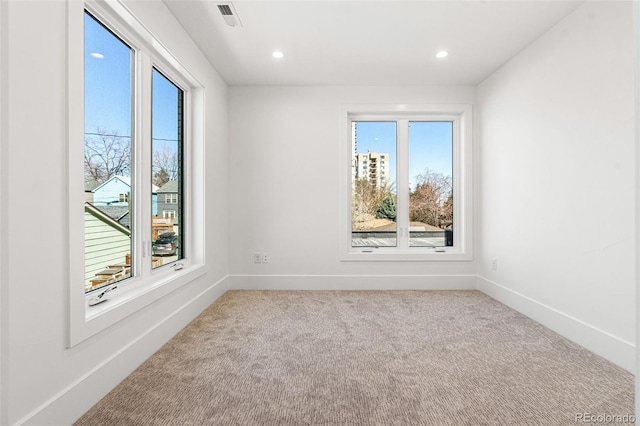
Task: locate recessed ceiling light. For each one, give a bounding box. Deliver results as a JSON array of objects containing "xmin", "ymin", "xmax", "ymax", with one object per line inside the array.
[
  {"xmin": 272, "ymin": 50, "xmax": 284, "ymax": 59},
  {"xmin": 435, "ymin": 51, "xmax": 448, "ymax": 59},
  {"xmin": 90, "ymin": 52, "xmax": 105, "ymax": 59}
]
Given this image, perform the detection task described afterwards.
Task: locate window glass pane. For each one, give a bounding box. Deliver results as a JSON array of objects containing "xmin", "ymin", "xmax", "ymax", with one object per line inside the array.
[
  {"xmin": 152, "ymin": 68, "xmax": 183, "ymax": 267},
  {"xmin": 408, "ymin": 122, "xmax": 453, "ymax": 247},
  {"xmin": 84, "ymin": 12, "xmax": 133, "ymax": 293},
  {"xmin": 351, "ymin": 121, "xmax": 397, "ymax": 247}
]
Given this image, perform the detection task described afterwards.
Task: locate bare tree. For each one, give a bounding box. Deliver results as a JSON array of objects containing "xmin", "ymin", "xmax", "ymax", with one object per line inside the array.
[
  {"xmin": 152, "ymin": 146, "xmax": 179, "ymax": 187},
  {"xmin": 84, "ymin": 128, "xmax": 131, "ymax": 183},
  {"xmin": 409, "ymin": 170, "xmax": 453, "ymax": 229},
  {"xmin": 352, "ymin": 179, "xmax": 395, "ymax": 229},
  {"xmin": 84, "ymin": 128, "xmax": 180, "ymax": 190}
]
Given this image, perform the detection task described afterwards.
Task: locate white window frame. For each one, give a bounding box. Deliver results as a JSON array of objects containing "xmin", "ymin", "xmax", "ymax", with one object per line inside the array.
[
  {"xmin": 166, "ymin": 193, "xmax": 177, "ymax": 204},
  {"xmin": 67, "ymin": 0, "xmax": 206, "ymax": 347},
  {"xmin": 163, "ymin": 210, "xmax": 176, "ymax": 220},
  {"xmin": 339, "ymin": 104, "xmax": 473, "ymax": 262}
]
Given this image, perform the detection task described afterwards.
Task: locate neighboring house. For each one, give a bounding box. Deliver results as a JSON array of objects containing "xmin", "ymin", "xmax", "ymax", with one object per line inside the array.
[
  {"xmin": 96, "ymin": 205, "xmax": 131, "ymax": 229},
  {"xmin": 92, "ymin": 175, "xmax": 158, "ymax": 215},
  {"xmin": 84, "ymin": 203, "xmax": 131, "ymax": 291},
  {"xmin": 92, "ymin": 176, "xmax": 132, "ymax": 206},
  {"xmin": 84, "ymin": 179, "xmax": 100, "ymax": 203},
  {"xmin": 156, "ymin": 180, "xmax": 180, "ymax": 225}
]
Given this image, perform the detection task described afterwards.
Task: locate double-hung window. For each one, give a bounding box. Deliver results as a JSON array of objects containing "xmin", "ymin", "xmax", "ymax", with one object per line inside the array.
[
  {"xmin": 340, "ymin": 104, "xmax": 472, "ymax": 261},
  {"xmin": 68, "ymin": 1, "xmax": 205, "ymax": 346}
]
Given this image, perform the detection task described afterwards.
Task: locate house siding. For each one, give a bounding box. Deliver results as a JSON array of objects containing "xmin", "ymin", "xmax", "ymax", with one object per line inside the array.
[
  {"xmin": 92, "ymin": 177, "xmax": 131, "ymax": 206},
  {"xmin": 84, "ymin": 211, "xmax": 131, "ymax": 289}
]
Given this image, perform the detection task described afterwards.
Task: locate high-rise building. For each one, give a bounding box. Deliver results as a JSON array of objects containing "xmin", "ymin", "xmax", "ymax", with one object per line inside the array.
[
  {"xmin": 354, "ymin": 151, "xmax": 389, "ymax": 189},
  {"xmin": 351, "ymin": 122, "xmax": 389, "ymax": 189}
]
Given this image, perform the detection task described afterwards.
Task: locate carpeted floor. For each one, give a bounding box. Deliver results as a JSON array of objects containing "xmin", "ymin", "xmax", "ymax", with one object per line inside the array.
[{"xmin": 75, "ymin": 290, "xmax": 634, "ymax": 425}]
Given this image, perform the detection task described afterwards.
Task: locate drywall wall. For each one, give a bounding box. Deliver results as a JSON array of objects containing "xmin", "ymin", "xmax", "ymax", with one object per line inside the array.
[
  {"xmin": 634, "ymin": 0, "xmax": 640, "ymax": 414},
  {"xmin": 477, "ymin": 1, "xmax": 635, "ymax": 371},
  {"xmin": 0, "ymin": 0, "xmax": 8, "ymax": 423},
  {"xmin": 1, "ymin": 1, "xmax": 229, "ymax": 424},
  {"xmin": 228, "ymin": 85, "xmax": 477, "ymax": 288}
]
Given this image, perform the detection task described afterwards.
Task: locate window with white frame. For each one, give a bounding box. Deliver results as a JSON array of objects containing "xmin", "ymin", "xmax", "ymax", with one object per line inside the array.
[
  {"xmin": 84, "ymin": 11, "xmax": 134, "ymax": 293},
  {"xmin": 83, "ymin": 10, "xmax": 187, "ymax": 286},
  {"xmin": 152, "ymin": 68, "xmax": 183, "ymax": 266},
  {"xmin": 69, "ymin": 0, "xmax": 206, "ymax": 347},
  {"xmin": 341, "ymin": 105, "xmax": 472, "ymax": 261},
  {"xmin": 162, "ymin": 210, "xmax": 176, "ymax": 220},
  {"xmin": 165, "ymin": 193, "xmax": 178, "ymax": 204}
]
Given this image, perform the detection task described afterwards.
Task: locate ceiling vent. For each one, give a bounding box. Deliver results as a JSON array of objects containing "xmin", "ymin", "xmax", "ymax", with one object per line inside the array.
[{"xmin": 216, "ymin": 2, "xmax": 242, "ymax": 27}]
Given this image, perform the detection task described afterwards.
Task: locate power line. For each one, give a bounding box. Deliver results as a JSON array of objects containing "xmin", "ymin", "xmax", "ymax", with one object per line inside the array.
[
  {"xmin": 85, "ymin": 132, "xmax": 131, "ymax": 138},
  {"xmin": 152, "ymin": 137, "xmax": 180, "ymax": 142},
  {"xmin": 84, "ymin": 132, "xmax": 180, "ymax": 142}
]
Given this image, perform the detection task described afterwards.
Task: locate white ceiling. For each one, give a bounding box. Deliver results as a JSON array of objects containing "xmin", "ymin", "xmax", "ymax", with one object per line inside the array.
[{"xmin": 163, "ymin": 0, "xmax": 582, "ymax": 86}]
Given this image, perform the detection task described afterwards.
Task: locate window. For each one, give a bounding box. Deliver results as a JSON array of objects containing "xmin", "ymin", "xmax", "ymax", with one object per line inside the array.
[
  {"xmin": 152, "ymin": 68, "xmax": 183, "ymax": 268},
  {"xmin": 340, "ymin": 104, "xmax": 472, "ymax": 261},
  {"xmin": 68, "ymin": 1, "xmax": 206, "ymax": 346},
  {"xmin": 84, "ymin": 11, "xmax": 133, "ymax": 293},
  {"xmin": 83, "ymin": 11, "xmax": 189, "ymax": 283}
]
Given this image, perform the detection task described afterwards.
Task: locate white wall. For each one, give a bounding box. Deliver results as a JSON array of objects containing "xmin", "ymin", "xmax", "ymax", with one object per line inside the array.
[
  {"xmin": 634, "ymin": 0, "xmax": 640, "ymax": 414},
  {"xmin": 0, "ymin": 0, "xmax": 8, "ymax": 422},
  {"xmin": 229, "ymin": 86, "xmax": 477, "ymax": 288},
  {"xmin": 1, "ymin": 1, "xmax": 229, "ymax": 424},
  {"xmin": 477, "ymin": 1, "xmax": 635, "ymax": 371}
]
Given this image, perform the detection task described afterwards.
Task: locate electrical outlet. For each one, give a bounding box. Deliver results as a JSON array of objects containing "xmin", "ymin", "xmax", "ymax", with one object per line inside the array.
[
  {"xmin": 253, "ymin": 252, "xmax": 262, "ymax": 264},
  {"xmin": 262, "ymin": 253, "xmax": 270, "ymax": 263},
  {"xmin": 491, "ymin": 258, "xmax": 498, "ymax": 271}
]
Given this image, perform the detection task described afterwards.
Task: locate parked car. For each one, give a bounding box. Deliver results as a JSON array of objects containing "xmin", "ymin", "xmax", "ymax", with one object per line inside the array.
[{"xmin": 152, "ymin": 232, "xmax": 178, "ymax": 256}]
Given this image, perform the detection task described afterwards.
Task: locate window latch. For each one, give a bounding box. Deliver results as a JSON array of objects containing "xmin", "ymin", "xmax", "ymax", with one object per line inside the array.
[
  {"xmin": 88, "ymin": 285, "xmax": 118, "ymax": 307},
  {"xmin": 174, "ymin": 262, "xmax": 184, "ymax": 271}
]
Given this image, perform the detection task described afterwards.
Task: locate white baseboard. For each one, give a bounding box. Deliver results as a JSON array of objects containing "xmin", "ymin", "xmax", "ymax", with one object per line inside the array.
[
  {"xmin": 20, "ymin": 275, "xmax": 230, "ymax": 426},
  {"xmin": 476, "ymin": 275, "xmax": 635, "ymax": 374},
  {"xmin": 230, "ymin": 274, "xmax": 477, "ymax": 290}
]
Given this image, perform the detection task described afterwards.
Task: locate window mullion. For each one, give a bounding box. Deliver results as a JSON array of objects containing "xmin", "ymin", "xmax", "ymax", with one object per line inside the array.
[
  {"xmin": 396, "ymin": 119, "xmax": 409, "ymax": 249},
  {"xmin": 136, "ymin": 51, "xmax": 153, "ymax": 277}
]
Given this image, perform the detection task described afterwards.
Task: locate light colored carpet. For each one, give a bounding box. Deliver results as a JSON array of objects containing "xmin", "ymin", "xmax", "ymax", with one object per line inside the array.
[{"xmin": 76, "ymin": 290, "xmax": 634, "ymax": 425}]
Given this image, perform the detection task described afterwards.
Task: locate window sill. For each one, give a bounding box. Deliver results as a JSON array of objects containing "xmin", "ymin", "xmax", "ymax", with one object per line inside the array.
[
  {"xmin": 69, "ymin": 262, "xmax": 207, "ymax": 347},
  {"xmin": 341, "ymin": 249, "xmax": 472, "ymax": 262}
]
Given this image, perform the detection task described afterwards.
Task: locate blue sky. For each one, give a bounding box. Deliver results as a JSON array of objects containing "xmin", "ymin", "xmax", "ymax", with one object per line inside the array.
[
  {"xmin": 152, "ymin": 69, "xmax": 181, "ymax": 155},
  {"xmin": 354, "ymin": 121, "xmax": 453, "ymax": 191},
  {"xmin": 85, "ymin": 12, "xmax": 181, "ymax": 175},
  {"xmin": 84, "ymin": 12, "xmax": 132, "ymax": 137}
]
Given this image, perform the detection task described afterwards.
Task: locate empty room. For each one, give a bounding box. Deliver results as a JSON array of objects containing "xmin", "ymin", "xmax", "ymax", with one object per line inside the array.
[{"xmin": 0, "ymin": 0, "xmax": 638, "ymax": 424}]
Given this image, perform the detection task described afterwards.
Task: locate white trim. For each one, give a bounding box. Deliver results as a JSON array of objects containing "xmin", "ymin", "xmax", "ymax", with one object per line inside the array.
[
  {"xmin": 15, "ymin": 276, "xmax": 229, "ymax": 426},
  {"xmin": 67, "ymin": 0, "xmax": 85, "ymax": 349},
  {"xmin": 339, "ymin": 104, "xmax": 473, "ymax": 262},
  {"xmin": 477, "ymin": 275, "xmax": 635, "ymax": 374},
  {"xmin": 68, "ymin": 0, "xmax": 206, "ymax": 347},
  {"xmin": 230, "ymin": 274, "xmax": 477, "ymax": 291}
]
